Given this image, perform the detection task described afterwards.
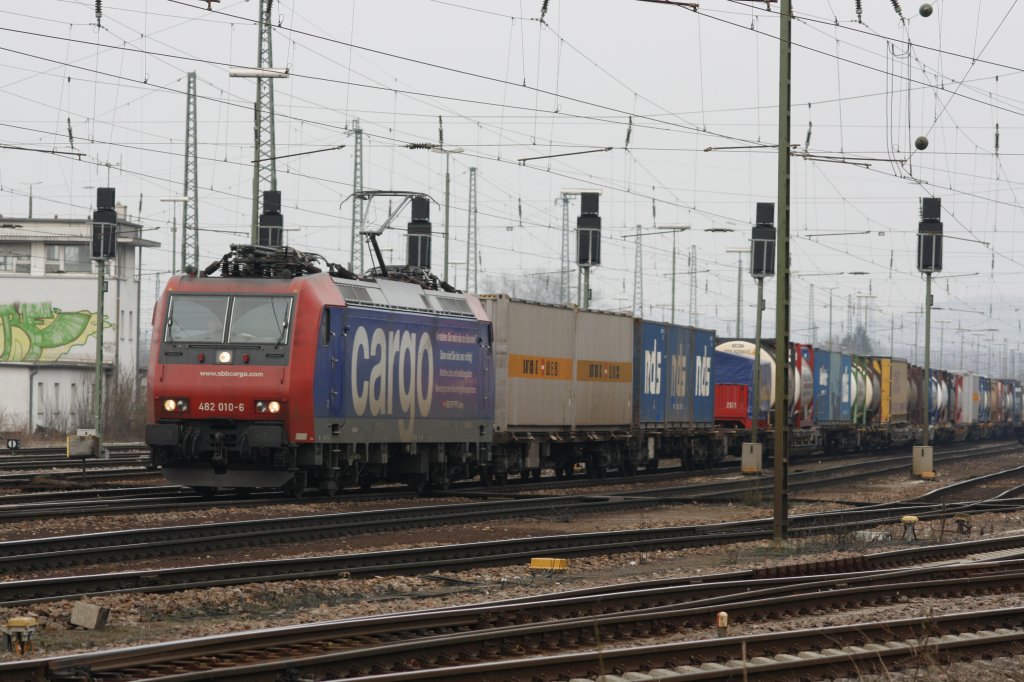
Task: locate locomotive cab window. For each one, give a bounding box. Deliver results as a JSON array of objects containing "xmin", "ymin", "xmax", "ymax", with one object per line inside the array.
[
  {"xmin": 228, "ymin": 296, "xmax": 293, "ymax": 344},
  {"xmin": 165, "ymin": 295, "xmax": 229, "ymax": 343}
]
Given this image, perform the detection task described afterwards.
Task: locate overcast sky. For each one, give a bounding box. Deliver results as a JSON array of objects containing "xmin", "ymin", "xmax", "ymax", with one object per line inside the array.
[{"xmin": 2, "ymin": 0, "xmax": 1023, "ymax": 373}]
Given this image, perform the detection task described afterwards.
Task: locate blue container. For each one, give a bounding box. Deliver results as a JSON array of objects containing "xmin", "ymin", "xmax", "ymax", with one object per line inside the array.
[
  {"xmin": 814, "ymin": 350, "xmax": 853, "ymax": 424},
  {"xmin": 689, "ymin": 327, "xmax": 716, "ymax": 425},
  {"xmin": 633, "ymin": 321, "xmax": 715, "ymax": 427},
  {"xmin": 635, "ymin": 320, "xmax": 668, "ymax": 425},
  {"xmin": 838, "ymin": 354, "xmax": 853, "ymax": 421}
]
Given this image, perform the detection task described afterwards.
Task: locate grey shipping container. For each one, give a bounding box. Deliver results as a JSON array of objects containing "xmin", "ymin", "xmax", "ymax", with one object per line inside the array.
[{"xmin": 481, "ymin": 295, "xmax": 633, "ymax": 438}]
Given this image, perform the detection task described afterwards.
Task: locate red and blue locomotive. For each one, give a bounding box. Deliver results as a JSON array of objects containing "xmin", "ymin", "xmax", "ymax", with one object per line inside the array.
[{"xmin": 146, "ymin": 245, "xmax": 494, "ymax": 495}]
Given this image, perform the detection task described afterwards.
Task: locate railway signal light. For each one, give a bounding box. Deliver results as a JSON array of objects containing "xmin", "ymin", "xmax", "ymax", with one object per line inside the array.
[
  {"xmin": 917, "ymin": 197, "xmax": 942, "ymax": 273},
  {"xmin": 407, "ymin": 196, "xmax": 432, "ymax": 269},
  {"xmin": 576, "ymin": 192, "xmax": 601, "ymax": 266},
  {"xmin": 91, "ymin": 187, "xmax": 117, "ymax": 260},
  {"xmin": 258, "ymin": 190, "xmax": 283, "ymax": 247},
  {"xmin": 750, "ymin": 202, "xmax": 775, "ymax": 280}
]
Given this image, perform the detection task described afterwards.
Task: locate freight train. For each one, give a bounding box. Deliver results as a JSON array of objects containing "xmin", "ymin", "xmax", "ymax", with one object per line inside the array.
[{"xmin": 145, "ymin": 244, "xmax": 1023, "ymax": 495}]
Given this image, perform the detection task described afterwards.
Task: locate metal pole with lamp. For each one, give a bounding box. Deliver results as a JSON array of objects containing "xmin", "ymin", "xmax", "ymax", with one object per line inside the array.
[
  {"xmin": 667, "ymin": 226, "xmax": 690, "ymax": 324},
  {"xmin": 228, "ymin": 66, "xmax": 289, "ymax": 243},
  {"xmin": 915, "ymin": 197, "xmax": 942, "ymax": 478},
  {"xmin": 725, "ymin": 248, "xmax": 747, "ymax": 337},
  {"xmin": 160, "ymin": 197, "xmax": 187, "ymax": 273}
]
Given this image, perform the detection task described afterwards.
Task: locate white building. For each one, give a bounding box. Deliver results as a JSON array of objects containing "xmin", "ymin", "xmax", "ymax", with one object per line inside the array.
[{"xmin": 0, "ymin": 205, "xmax": 158, "ymax": 434}]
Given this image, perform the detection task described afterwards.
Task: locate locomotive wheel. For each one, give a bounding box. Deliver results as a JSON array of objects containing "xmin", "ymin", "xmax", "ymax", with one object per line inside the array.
[{"xmin": 409, "ymin": 475, "xmax": 428, "ymax": 494}]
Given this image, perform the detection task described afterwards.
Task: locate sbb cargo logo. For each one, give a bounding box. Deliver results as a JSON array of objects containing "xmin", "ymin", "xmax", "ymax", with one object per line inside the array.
[{"xmin": 350, "ymin": 326, "xmax": 434, "ymax": 434}]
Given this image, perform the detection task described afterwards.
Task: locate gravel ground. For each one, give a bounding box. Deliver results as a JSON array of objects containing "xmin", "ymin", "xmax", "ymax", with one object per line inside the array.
[{"xmin": 2, "ymin": 450, "xmax": 1023, "ymax": 669}]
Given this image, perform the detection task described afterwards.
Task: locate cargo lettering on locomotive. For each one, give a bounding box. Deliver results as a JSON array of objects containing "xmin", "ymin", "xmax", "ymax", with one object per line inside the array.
[
  {"xmin": 644, "ymin": 340, "xmax": 662, "ymax": 395},
  {"xmin": 350, "ymin": 325, "xmax": 434, "ymax": 430}
]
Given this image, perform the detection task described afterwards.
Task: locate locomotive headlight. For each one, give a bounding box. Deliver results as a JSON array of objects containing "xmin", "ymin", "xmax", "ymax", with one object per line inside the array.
[
  {"xmin": 216, "ymin": 350, "xmax": 233, "ymax": 364},
  {"xmin": 163, "ymin": 398, "xmax": 188, "ymax": 413},
  {"xmin": 255, "ymin": 400, "xmax": 281, "ymax": 414}
]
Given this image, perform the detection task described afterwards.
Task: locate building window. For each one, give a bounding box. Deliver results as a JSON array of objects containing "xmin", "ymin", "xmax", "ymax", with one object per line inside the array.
[
  {"xmin": 0, "ymin": 242, "xmax": 31, "ymax": 273},
  {"xmin": 45, "ymin": 243, "xmax": 92, "ymax": 273}
]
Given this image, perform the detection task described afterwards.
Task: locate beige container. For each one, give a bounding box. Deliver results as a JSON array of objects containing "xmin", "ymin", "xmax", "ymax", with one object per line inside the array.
[
  {"xmin": 889, "ymin": 359, "xmax": 910, "ymax": 422},
  {"xmin": 573, "ymin": 307, "xmax": 633, "ymax": 427},
  {"xmin": 481, "ymin": 295, "xmax": 632, "ymax": 436}
]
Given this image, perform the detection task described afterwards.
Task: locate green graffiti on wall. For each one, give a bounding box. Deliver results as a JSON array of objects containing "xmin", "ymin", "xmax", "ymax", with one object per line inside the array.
[{"xmin": 0, "ymin": 303, "xmax": 111, "ymax": 362}]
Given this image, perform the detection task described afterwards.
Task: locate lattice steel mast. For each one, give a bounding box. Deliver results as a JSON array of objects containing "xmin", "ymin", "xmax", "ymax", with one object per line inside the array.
[
  {"xmin": 250, "ymin": 0, "xmax": 278, "ymax": 243},
  {"xmin": 467, "ymin": 166, "xmax": 478, "ymax": 292},
  {"xmin": 182, "ymin": 71, "xmax": 199, "ymax": 271},
  {"xmin": 349, "ymin": 119, "xmax": 364, "ymax": 273}
]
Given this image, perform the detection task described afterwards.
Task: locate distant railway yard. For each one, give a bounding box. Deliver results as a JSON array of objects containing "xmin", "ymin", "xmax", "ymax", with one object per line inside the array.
[{"xmin": 0, "ymin": 441, "xmax": 1022, "ymax": 680}]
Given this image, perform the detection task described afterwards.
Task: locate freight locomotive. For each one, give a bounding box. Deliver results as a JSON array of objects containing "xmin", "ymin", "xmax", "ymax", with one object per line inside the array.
[{"xmin": 145, "ymin": 244, "xmax": 1023, "ymax": 495}]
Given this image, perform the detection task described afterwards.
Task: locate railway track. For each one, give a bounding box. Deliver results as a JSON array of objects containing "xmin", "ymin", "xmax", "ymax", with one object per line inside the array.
[
  {"xmin": 0, "ymin": 439, "xmax": 1015, "ymax": 522},
  {"xmin": 5, "ymin": 443, "xmax": 1023, "ymax": 575},
  {"xmin": 4, "ymin": 540, "xmax": 1024, "ymax": 680},
  {"xmin": 2, "ymin": 493, "xmax": 1023, "ymax": 606}
]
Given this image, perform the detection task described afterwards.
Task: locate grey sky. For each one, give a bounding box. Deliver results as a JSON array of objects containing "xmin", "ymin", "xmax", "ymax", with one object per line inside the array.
[{"xmin": 2, "ymin": 0, "xmax": 1022, "ymax": 373}]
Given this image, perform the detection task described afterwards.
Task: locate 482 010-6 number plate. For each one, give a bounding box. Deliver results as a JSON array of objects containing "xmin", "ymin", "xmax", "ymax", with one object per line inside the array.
[{"xmin": 197, "ymin": 401, "xmax": 246, "ymax": 413}]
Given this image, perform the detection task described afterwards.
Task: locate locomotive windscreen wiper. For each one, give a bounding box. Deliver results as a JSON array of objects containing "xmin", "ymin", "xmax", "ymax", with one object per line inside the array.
[{"xmin": 274, "ymin": 321, "xmax": 289, "ymax": 349}]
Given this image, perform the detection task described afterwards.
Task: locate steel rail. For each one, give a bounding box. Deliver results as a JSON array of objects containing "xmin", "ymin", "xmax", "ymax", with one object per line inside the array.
[
  {"xmin": 0, "ymin": 451, "xmax": 947, "ymax": 567},
  {"xmin": 331, "ymin": 609, "xmax": 1024, "ymax": 682},
  {"xmin": 4, "ymin": 565, "xmax": 1024, "ymax": 680},
  {"xmin": 2, "ymin": 498, "xmax": 1024, "ymax": 606}
]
